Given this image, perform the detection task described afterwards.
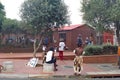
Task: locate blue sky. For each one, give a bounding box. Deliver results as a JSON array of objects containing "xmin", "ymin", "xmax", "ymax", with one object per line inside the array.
[{"xmin": 1, "ymin": 0, "xmax": 83, "ymax": 24}]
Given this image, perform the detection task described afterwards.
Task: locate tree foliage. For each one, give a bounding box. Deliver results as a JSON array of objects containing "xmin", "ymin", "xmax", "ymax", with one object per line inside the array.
[
  {"xmin": 2, "ymin": 18, "xmax": 24, "ymax": 34},
  {"xmin": 20, "ymin": 0, "xmax": 69, "ymax": 35},
  {"xmin": 81, "ymin": 0, "xmax": 120, "ymax": 44},
  {"xmin": 20, "ymin": 0, "xmax": 69, "ymax": 57},
  {"xmin": 0, "ymin": 2, "xmax": 5, "ymax": 32}
]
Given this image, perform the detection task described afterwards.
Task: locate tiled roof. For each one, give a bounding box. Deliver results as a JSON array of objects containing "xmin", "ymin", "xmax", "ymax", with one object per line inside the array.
[{"xmin": 59, "ymin": 24, "xmax": 84, "ymax": 31}]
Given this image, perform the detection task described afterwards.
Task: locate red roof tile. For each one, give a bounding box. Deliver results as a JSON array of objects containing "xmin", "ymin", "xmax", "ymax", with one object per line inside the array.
[{"xmin": 59, "ymin": 24, "xmax": 84, "ymax": 31}]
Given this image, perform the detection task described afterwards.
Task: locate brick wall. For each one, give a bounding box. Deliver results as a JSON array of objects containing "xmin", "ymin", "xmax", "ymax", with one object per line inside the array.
[{"xmin": 53, "ymin": 24, "xmax": 96, "ymax": 50}]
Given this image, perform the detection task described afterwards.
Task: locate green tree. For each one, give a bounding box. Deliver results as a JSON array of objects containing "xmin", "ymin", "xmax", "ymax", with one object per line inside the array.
[
  {"xmin": 1, "ymin": 18, "xmax": 26, "ymax": 47},
  {"xmin": 0, "ymin": 2, "xmax": 5, "ymax": 45},
  {"xmin": 81, "ymin": 0, "xmax": 120, "ymax": 45},
  {"xmin": 20, "ymin": 0, "xmax": 69, "ymax": 57},
  {"xmin": 0, "ymin": 2, "xmax": 5, "ymax": 32},
  {"xmin": 81, "ymin": 0, "xmax": 120, "ymax": 68},
  {"xmin": 2, "ymin": 18, "xmax": 23, "ymax": 34}
]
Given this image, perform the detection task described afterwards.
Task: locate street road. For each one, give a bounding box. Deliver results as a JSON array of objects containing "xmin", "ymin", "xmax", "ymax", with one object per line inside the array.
[{"xmin": 0, "ymin": 77, "xmax": 120, "ymax": 80}]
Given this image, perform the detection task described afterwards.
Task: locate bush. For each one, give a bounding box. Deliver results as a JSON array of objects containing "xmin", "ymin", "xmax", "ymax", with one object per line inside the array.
[
  {"xmin": 84, "ymin": 45, "xmax": 102, "ymax": 56},
  {"xmin": 102, "ymin": 44, "xmax": 118, "ymax": 54},
  {"xmin": 102, "ymin": 44, "xmax": 112, "ymax": 54},
  {"xmin": 111, "ymin": 45, "xmax": 118, "ymax": 54},
  {"xmin": 84, "ymin": 44, "xmax": 118, "ymax": 56}
]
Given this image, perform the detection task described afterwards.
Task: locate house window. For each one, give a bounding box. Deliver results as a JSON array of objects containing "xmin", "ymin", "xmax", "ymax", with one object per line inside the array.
[{"xmin": 59, "ymin": 32, "xmax": 66, "ymax": 42}]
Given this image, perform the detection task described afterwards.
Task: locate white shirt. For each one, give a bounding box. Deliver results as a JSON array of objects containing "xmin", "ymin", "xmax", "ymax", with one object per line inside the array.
[
  {"xmin": 45, "ymin": 51, "xmax": 53, "ymax": 62},
  {"xmin": 59, "ymin": 42, "xmax": 65, "ymax": 51}
]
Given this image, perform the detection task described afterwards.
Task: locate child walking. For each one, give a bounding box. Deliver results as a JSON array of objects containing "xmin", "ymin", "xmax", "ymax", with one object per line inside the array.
[{"xmin": 73, "ymin": 45, "xmax": 84, "ymax": 76}]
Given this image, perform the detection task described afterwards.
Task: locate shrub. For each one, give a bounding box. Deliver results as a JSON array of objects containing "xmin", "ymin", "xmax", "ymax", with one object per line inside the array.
[
  {"xmin": 102, "ymin": 44, "xmax": 112, "ymax": 54},
  {"xmin": 102, "ymin": 44, "xmax": 118, "ymax": 54},
  {"xmin": 84, "ymin": 45, "xmax": 102, "ymax": 56},
  {"xmin": 111, "ymin": 45, "xmax": 118, "ymax": 54},
  {"xmin": 84, "ymin": 44, "xmax": 118, "ymax": 56}
]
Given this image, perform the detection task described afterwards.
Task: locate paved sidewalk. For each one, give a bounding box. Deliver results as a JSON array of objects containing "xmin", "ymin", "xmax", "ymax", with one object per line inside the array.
[
  {"xmin": 0, "ymin": 52, "xmax": 120, "ymax": 78},
  {"xmin": 0, "ymin": 52, "xmax": 74, "ymax": 59}
]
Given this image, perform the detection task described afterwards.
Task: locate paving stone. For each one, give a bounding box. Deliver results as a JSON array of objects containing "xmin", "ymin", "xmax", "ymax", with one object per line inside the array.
[
  {"xmin": 2, "ymin": 61, "xmax": 14, "ymax": 72},
  {"xmin": 0, "ymin": 53, "xmax": 120, "ymax": 78},
  {"xmin": 0, "ymin": 74, "xmax": 28, "ymax": 78}
]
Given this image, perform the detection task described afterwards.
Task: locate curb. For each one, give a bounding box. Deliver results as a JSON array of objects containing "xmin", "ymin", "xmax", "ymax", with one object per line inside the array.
[
  {"xmin": 28, "ymin": 74, "xmax": 51, "ymax": 78},
  {"xmin": 0, "ymin": 73, "xmax": 88, "ymax": 78},
  {"xmin": 1, "ymin": 73, "xmax": 120, "ymax": 78},
  {"xmin": 0, "ymin": 74, "xmax": 29, "ymax": 78},
  {"xmin": 0, "ymin": 73, "xmax": 51, "ymax": 78}
]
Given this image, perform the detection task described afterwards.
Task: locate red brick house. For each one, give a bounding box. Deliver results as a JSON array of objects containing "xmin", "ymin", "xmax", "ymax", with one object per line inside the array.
[{"xmin": 53, "ymin": 24, "xmax": 96, "ymax": 50}]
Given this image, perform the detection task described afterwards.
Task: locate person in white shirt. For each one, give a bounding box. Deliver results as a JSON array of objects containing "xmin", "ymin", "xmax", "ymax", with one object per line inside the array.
[
  {"xmin": 45, "ymin": 47, "xmax": 57, "ymax": 71},
  {"xmin": 58, "ymin": 39, "xmax": 65, "ymax": 60}
]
